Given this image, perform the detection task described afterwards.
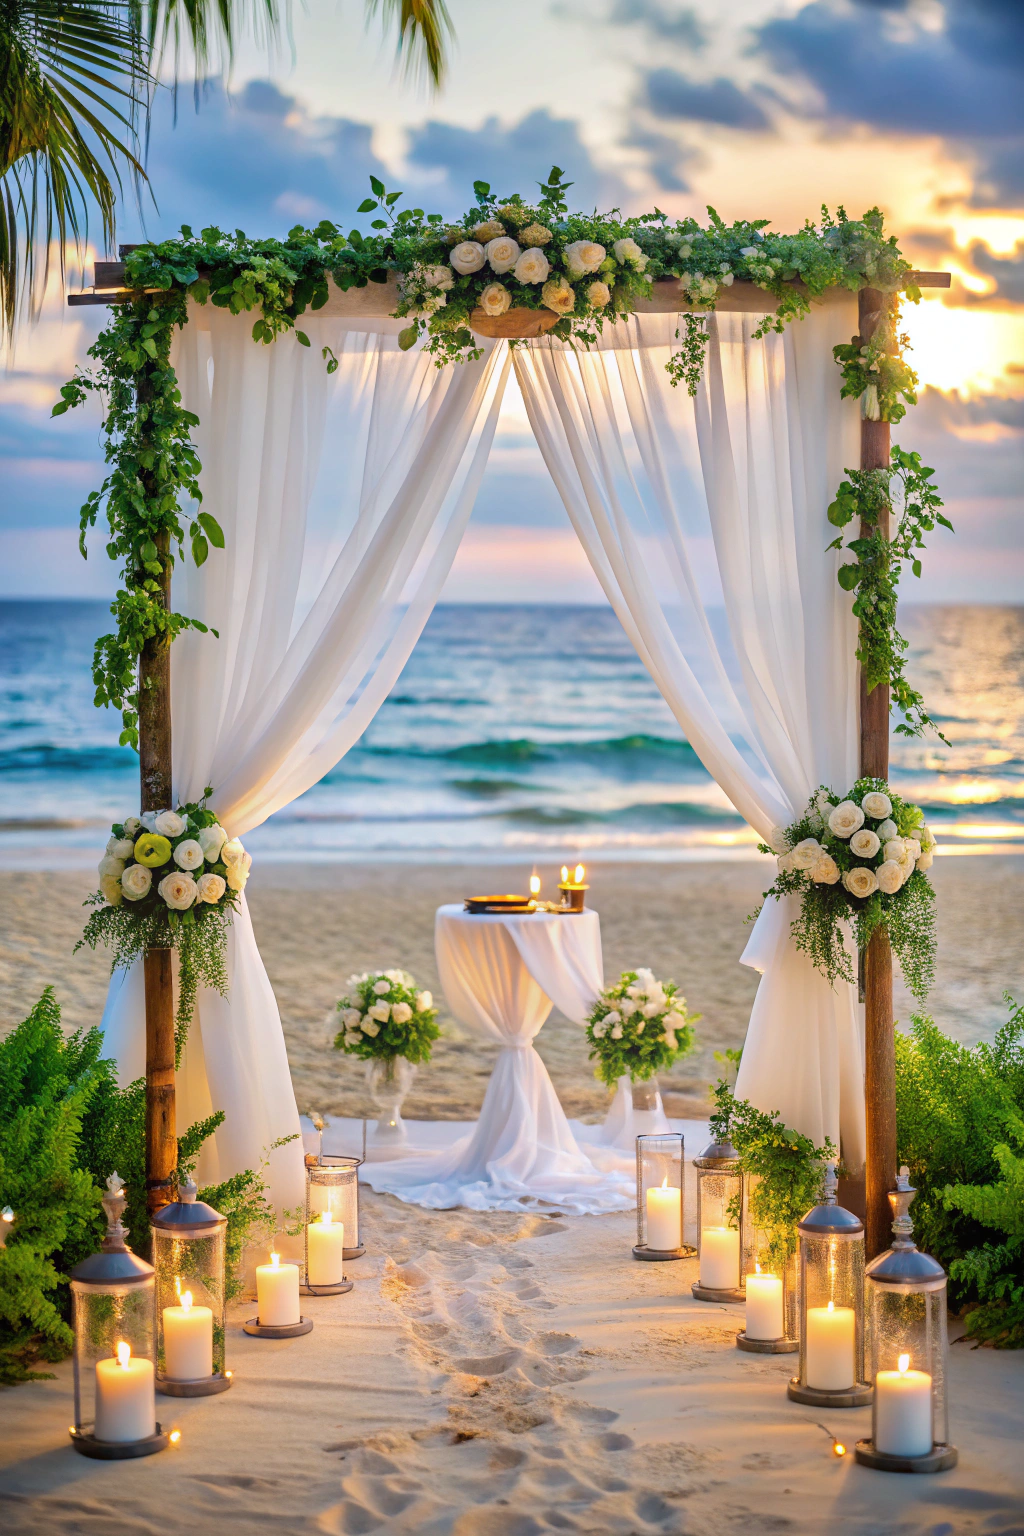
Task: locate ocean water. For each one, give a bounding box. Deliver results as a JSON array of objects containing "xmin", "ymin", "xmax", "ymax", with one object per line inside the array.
[{"xmin": 1, "ymin": 600, "xmax": 1022, "ymax": 868}]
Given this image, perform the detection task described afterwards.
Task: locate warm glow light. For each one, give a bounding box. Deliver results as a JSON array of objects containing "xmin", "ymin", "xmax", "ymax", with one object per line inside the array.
[
  {"xmin": 321, "ymin": 1210, "xmax": 333, "ymax": 1226},
  {"xmin": 661, "ymin": 1176, "xmax": 668, "ymax": 1190},
  {"xmin": 180, "ymin": 1290, "xmax": 193, "ymax": 1313},
  {"xmin": 169, "ymin": 1430, "xmax": 182, "ymax": 1444},
  {"xmin": 115, "ymin": 1341, "xmax": 131, "ymax": 1368},
  {"xmin": 529, "ymin": 874, "xmax": 541, "ymax": 896},
  {"xmin": 898, "ymin": 1352, "xmax": 910, "ymax": 1375},
  {"xmin": 270, "ymin": 1252, "xmax": 280, "ymax": 1269},
  {"xmin": 833, "ymin": 1441, "xmax": 846, "ymax": 1458},
  {"xmin": 561, "ymin": 865, "xmax": 569, "ymax": 881},
  {"xmin": 574, "ymin": 864, "xmax": 585, "ymax": 883},
  {"xmin": 827, "ymin": 1300, "xmax": 835, "ymax": 1314},
  {"xmin": 175, "ymin": 1275, "xmax": 182, "ymax": 1301}
]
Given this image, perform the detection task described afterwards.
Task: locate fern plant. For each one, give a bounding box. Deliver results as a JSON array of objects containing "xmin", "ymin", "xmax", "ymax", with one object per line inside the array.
[{"xmin": 944, "ymin": 1141, "xmax": 1024, "ymax": 1348}]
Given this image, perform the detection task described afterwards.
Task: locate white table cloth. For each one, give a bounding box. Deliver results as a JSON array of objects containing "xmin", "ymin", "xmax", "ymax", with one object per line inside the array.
[{"xmin": 362, "ymin": 906, "xmax": 634, "ymax": 1213}]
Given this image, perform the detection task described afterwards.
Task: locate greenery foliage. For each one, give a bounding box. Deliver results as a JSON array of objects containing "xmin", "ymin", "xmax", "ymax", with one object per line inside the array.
[
  {"xmin": 895, "ymin": 1001, "xmax": 1024, "ymax": 1347},
  {"xmin": 584, "ymin": 968, "xmax": 698, "ymax": 1090},
  {"xmin": 710, "ymin": 1082, "xmax": 834, "ymax": 1274},
  {"xmin": 760, "ymin": 779, "xmax": 936, "ymax": 1000},
  {"xmin": 333, "ymin": 969, "xmax": 440, "ymax": 1064}
]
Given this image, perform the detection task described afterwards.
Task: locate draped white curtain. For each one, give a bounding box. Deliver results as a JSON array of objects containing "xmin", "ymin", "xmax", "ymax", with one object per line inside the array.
[
  {"xmin": 100, "ymin": 308, "xmax": 510, "ymax": 1208},
  {"xmin": 514, "ymin": 303, "xmax": 865, "ymax": 1166}
]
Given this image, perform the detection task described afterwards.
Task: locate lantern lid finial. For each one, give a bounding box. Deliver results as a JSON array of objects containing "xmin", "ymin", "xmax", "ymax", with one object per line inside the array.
[
  {"xmin": 100, "ymin": 1171, "xmax": 128, "ymax": 1252},
  {"xmin": 70, "ymin": 1172, "xmax": 154, "ymax": 1285},
  {"xmin": 822, "ymin": 1160, "xmax": 839, "ymax": 1206}
]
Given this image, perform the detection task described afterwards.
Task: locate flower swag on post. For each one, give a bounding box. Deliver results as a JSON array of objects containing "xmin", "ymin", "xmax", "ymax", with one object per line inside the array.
[
  {"xmin": 78, "ymin": 790, "xmax": 250, "ymax": 1051},
  {"xmin": 760, "ymin": 778, "xmax": 937, "ymax": 1000},
  {"xmin": 585, "ymin": 968, "xmax": 699, "ymax": 1089}
]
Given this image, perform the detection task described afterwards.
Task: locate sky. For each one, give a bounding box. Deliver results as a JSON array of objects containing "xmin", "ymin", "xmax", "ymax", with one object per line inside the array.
[{"xmin": 2, "ymin": 0, "xmax": 1022, "ymax": 602}]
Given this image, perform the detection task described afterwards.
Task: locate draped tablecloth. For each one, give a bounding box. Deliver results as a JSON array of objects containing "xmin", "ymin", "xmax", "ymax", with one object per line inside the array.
[{"xmin": 361, "ymin": 906, "xmax": 634, "ymax": 1213}]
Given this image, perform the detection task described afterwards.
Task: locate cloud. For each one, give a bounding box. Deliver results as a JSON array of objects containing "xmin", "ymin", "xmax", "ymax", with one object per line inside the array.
[
  {"xmin": 608, "ymin": 0, "xmax": 706, "ymax": 48},
  {"xmin": 641, "ymin": 69, "xmax": 769, "ymax": 130}
]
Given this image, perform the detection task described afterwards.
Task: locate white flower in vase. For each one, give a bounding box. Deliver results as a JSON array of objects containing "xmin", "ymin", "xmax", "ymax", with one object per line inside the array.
[
  {"xmin": 415, "ymin": 991, "xmax": 433, "ymax": 1012},
  {"xmin": 862, "ymin": 791, "xmax": 893, "ymax": 819},
  {"xmin": 850, "ymin": 829, "xmax": 881, "ymax": 859},
  {"xmin": 173, "ymin": 838, "xmax": 205, "ymax": 870},
  {"xmin": 876, "ymin": 860, "xmax": 905, "ymax": 894},
  {"xmin": 603, "ymin": 1009, "xmax": 621, "ymax": 1026},
  {"xmin": 391, "ymin": 1002, "xmax": 413, "ymax": 1024},
  {"xmin": 791, "ymin": 837, "xmax": 822, "ymax": 870},
  {"xmin": 811, "ymin": 853, "xmax": 841, "ymax": 885},
  {"xmin": 829, "ymin": 800, "xmax": 865, "ymax": 838},
  {"xmin": 121, "ymin": 864, "xmax": 153, "ymax": 900},
  {"xmin": 876, "ymin": 818, "xmax": 898, "ymax": 842},
  {"xmin": 843, "ymin": 866, "xmax": 878, "ymax": 899},
  {"xmin": 158, "ymin": 871, "xmax": 198, "ymax": 909},
  {"xmin": 916, "ymin": 849, "xmax": 934, "ymax": 871},
  {"xmin": 610, "ymin": 1024, "xmax": 623, "ymax": 1039},
  {"xmin": 368, "ymin": 1001, "xmax": 391, "ymax": 1022},
  {"xmin": 154, "ymin": 810, "xmax": 185, "ymax": 838},
  {"xmin": 373, "ymin": 979, "xmax": 391, "ymax": 995},
  {"xmin": 197, "ymin": 872, "xmax": 226, "ymax": 903},
  {"xmin": 362, "ymin": 1019, "xmax": 381, "ymax": 1037},
  {"xmin": 883, "ymin": 838, "xmax": 907, "ymax": 865}
]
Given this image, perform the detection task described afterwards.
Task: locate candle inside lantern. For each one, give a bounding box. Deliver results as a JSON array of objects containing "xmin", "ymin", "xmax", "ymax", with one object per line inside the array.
[
  {"xmin": 94, "ymin": 1341, "xmax": 156, "ymax": 1443},
  {"xmin": 307, "ymin": 1210, "xmax": 346, "ymax": 1287},
  {"xmin": 805, "ymin": 1299, "xmax": 856, "ymax": 1391},
  {"xmin": 646, "ymin": 1177, "xmax": 681, "ymax": 1251},
  {"xmin": 256, "ymin": 1251, "xmax": 300, "ymax": 1327},
  {"xmin": 744, "ymin": 1267, "xmax": 784, "ymax": 1340},
  {"xmin": 699, "ymin": 1226, "xmax": 740, "ymax": 1290},
  {"xmin": 163, "ymin": 1283, "xmax": 214, "ymax": 1380},
  {"xmin": 874, "ymin": 1353, "xmax": 933, "ymax": 1458}
]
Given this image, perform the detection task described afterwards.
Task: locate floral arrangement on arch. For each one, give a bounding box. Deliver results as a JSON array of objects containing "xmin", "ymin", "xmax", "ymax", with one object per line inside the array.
[
  {"xmin": 585, "ymin": 968, "xmax": 699, "ymax": 1089},
  {"xmin": 760, "ymin": 777, "xmax": 937, "ymax": 1000},
  {"xmin": 78, "ymin": 791, "xmax": 250, "ymax": 1041},
  {"xmin": 333, "ymin": 970, "xmax": 440, "ymax": 1064}
]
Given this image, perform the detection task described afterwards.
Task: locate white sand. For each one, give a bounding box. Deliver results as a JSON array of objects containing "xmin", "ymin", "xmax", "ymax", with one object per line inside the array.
[{"xmin": 1, "ymin": 1187, "xmax": 1021, "ymax": 1534}]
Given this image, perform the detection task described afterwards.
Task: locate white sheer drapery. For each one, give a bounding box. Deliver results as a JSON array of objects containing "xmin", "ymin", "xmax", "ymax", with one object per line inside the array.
[
  {"xmin": 100, "ymin": 309, "xmax": 510, "ymax": 1208},
  {"xmin": 514, "ymin": 303, "xmax": 865, "ymax": 1166}
]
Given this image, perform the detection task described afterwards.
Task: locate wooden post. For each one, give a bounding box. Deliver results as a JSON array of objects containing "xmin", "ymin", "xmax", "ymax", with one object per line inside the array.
[{"xmin": 858, "ymin": 286, "xmax": 896, "ymax": 1259}]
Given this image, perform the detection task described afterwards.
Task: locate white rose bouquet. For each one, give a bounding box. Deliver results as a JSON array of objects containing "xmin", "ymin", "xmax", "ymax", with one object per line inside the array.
[
  {"xmin": 760, "ymin": 777, "xmax": 937, "ymax": 999},
  {"xmin": 333, "ymin": 969, "xmax": 440, "ymax": 1065},
  {"xmin": 78, "ymin": 788, "xmax": 248, "ymax": 1040},
  {"xmin": 584, "ymin": 968, "xmax": 699, "ymax": 1089}
]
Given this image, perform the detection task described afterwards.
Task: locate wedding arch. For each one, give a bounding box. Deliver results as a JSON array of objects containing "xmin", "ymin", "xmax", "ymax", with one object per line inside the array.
[{"xmin": 61, "ymin": 174, "xmax": 950, "ymax": 1257}]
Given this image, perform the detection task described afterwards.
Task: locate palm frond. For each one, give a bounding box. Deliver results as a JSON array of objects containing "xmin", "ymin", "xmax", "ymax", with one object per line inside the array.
[{"xmin": 368, "ymin": 0, "xmax": 452, "ymax": 87}]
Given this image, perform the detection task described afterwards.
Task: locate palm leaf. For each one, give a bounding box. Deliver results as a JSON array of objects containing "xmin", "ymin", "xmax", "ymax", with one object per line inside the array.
[{"xmin": 367, "ymin": 0, "xmax": 452, "ymax": 86}]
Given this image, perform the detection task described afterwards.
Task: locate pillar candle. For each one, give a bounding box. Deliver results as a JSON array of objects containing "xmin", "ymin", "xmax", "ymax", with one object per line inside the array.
[
  {"xmin": 805, "ymin": 1301, "xmax": 856, "ymax": 1390},
  {"xmin": 94, "ymin": 1343, "xmax": 156, "ymax": 1443},
  {"xmin": 256, "ymin": 1253, "xmax": 300, "ymax": 1326},
  {"xmin": 744, "ymin": 1271, "xmax": 784, "ymax": 1340},
  {"xmin": 874, "ymin": 1356, "xmax": 933, "ymax": 1457},
  {"xmin": 163, "ymin": 1291, "xmax": 213, "ymax": 1380},
  {"xmin": 699, "ymin": 1226, "xmax": 740, "ymax": 1290},
  {"xmin": 646, "ymin": 1183, "xmax": 681, "ymax": 1251},
  {"xmin": 307, "ymin": 1213, "xmax": 346, "ymax": 1286}
]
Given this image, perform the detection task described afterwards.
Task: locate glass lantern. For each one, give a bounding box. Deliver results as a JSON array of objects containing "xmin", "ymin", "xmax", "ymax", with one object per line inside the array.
[
  {"xmin": 787, "ymin": 1162, "xmax": 871, "ymax": 1406},
  {"xmin": 692, "ymin": 1137, "xmax": 745, "ymax": 1301},
  {"xmin": 736, "ymin": 1173, "xmax": 798, "ymax": 1353},
  {"xmin": 856, "ymin": 1168, "xmax": 958, "ymax": 1472},
  {"xmin": 151, "ymin": 1177, "xmax": 230, "ymax": 1397},
  {"xmin": 304, "ymin": 1153, "xmax": 363, "ymax": 1295},
  {"xmin": 633, "ymin": 1133, "xmax": 695, "ymax": 1260},
  {"xmin": 69, "ymin": 1174, "xmax": 167, "ymax": 1459}
]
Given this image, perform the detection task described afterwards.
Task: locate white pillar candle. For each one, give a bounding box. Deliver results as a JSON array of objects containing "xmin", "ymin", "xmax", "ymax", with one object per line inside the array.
[
  {"xmin": 875, "ymin": 1355, "xmax": 933, "ymax": 1458},
  {"xmin": 163, "ymin": 1289, "xmax": 213, "ymax": 1380},
  {"xmin": 94, "ymin": 1342, "xmax": 156, "ymax": 1443},
  {"xmin": 646, "ymin": 1182, "xmax": 681, "ymax": 1251},
  {"xmin": 805, "ymin": 1301, "xmax": 856, "ymax": 1390},
  {"xmin": 744, "ymin": 1271, "xmax": 784, "ymax": 1340},
  {"xmin": 699, "ymin": 1226, "xmax": 740, "ymax": 1290},
  {"xmin": 256, "ymin": 1252, "xmax": 301, "ymax": 1326},
  {"xmin": 307, "ymin": 1212, "xmax": 346, "ymax": 1286}
]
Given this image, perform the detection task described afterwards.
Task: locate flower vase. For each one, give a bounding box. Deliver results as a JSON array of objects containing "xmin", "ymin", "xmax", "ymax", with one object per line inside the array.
[{"xmin": 367, "ymin": 1057, "xmax": 415, "ymax": 1148}]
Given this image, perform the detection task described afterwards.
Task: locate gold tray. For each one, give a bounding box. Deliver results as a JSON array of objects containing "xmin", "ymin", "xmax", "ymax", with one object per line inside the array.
[{"xmin": 464, "ymin": 894, "xmax": 532, "ymax": 914}]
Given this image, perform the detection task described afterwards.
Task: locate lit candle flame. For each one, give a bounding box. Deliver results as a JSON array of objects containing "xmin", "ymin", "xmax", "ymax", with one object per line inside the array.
[
  {"xmin": 181, "ymin": 1290, "xmax": 193, "ymax": 1313},
  {"xmin": 827, "ymin": 1300, "xmax": 835, "ymax": 1313},
  {"xmin": 561, "ymin": 865, "xmax": 569, "ymax": 881},
  {"xmin": 322, "ymin": 1210, "xmax": 333, "ymax": 1226},
  {"xmin": 115, "ymin": 1341, "xmax": 131, "ymax": 1368},
  {"xmin": 755, "ymin": 1261, "xmax": 761, "ymax": 1274},
  {"xmin": 529, "ymin": 875, "xmax": 540, "ymax": 896},
  {"xmin": 271, "ymin": 1251, "xmax": 280, "ymax": 1269},
  {"xmin": 574, "ymin": 864, "xmax": 585, "ymax": 883},
  {"xmin": 898, "ymin": 1352, "xmax": 910, "ymax": 1374},
  {"xmin": 661, "ymin": 1176, "xmax": 668, "ymax": 1190}
]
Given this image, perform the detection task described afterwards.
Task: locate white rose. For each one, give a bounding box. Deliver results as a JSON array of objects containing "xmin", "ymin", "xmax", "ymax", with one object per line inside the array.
[
  {"xmin": 861, "ymin": 791, "xmax": 893, "ymax": 819},
  {"xmin": 610, "ymin": 1024, "xmax": 623, "ymax": 1040},
  {"xmin": 369, "ymin": 1000, "xmax": 391, "ymax": 1022},
  {"xmin": 676, "ymin": 241, "xmax": 692, "ymax": 258},
  {"xmin": 485, "ymin": 236, "xmax": 521, "ymax": 274},
  {"xmin": 98, "ymin": 854, "xmax": 125, "ymax": 881},
  {"xmin": 373, "ymin": 979, "xmax": 391, "ymax": 995},
  {"xmin": 699, "ymin": 277, "xmax": 718, "ymax": 298},
  {"xmin": 586, "ymin": 280, "xmax": 611, "ymax": 308},
  {"xmin": 100, "ymin": 874, "xmax": 124, "ymax": 906},
  {"xmin": 472, "ymin": 219, "xmax": 505, "ymax": 243},
  {"xmin": 173, "ymin": 838, "xmax": 204, "ymax": 870},
  {"xmin": 563, "ymin": 239, "xmax": 606, "ymax": 277},
  {"xmin": 341, "ymin": 1007, "xmax": 361, "ymax": 1028},
  {"xmin": 612, "ymin": 237, "xmax": 643, "ymax": 265},
  {"xmin": 513, "ymin": 247, "xmax": 550, "ymax": 284},
  {"xmin": 121, "ymin": 863, "xmax": 153, "ymax": 901},
  {"xmin": 903, "ymin": 838, "xmax": 922, "ymax": 862},
  {"xmin": 916, "ymin": 850, "xmax": 934, "ymax": 871},
  {"xmin": 415, "ymin": 990, "xmax": 433, "ymax": 1012},
  {"xmin": 739, "ymin": 246, "xmax": 759, "ymax": 258},
  {"xmin": 154, "ymin": 810, "xmax": 185, "ymax": 838},
  {"xmin": 828, "ymin": 800, "xmax": 865, "ymax": 838},
  {"xmin": 876, "ymin": 819, "xmax": 898, "ymax": 842},
  {"xmin": 107, "ymin": 835, "xmax": 135, "ymax": 860},
  {"xmin": 420, "ymin": 263, "xmax": 453, "ymax": 292},
  {"xmin": 391, "ymin": 1001, "xmax": 413, "ymax": 1024},
  {"xmin": 593, "ymin": 1021, "xmax": 607, "ymax": 1039},
  {"xmin": 883, "ymin": 839, "xmax": 907, "ymax": 865},
  {"xmin": 196, "ymin": 871, "xmax": 226, "ymax": 903},
  {"xmin": 790, "ymin": 837, "xmax": 822, "ymax": 871},
  {"xmin": 197, "ymin": 823, "xmax": 227, "ymax": 861},
  {"xmin": 603, "ymin": 1009, "xmax": 621, "ymax": 1027},
  {"xmin": 636, "ymin": 1019, "xmax": 646, "ymax": 1034},
  {"xmin": 344, "ymin": 1031, "xmax": 362, "ymax": 1047},
  {"xmin": 919, "ymin": 823, "xmax": 936, "ymax": 851},
  {"xmin": 541, "ymin": 276, "xmax": 575, "ymax": 315},
  {"xmin": 225, "ymin": 850, "xmax": 252, "ymax": 891},
  {"xmin": 850, "ymin": 829, "xmax": 881, "ymax": 859},
  {"xmin": 158, "ymin": 871, "xmax": 198, "ymax": 910},
  {"xmin": 140, "ymin": 810, "xmax": 159, "ymax": 831},
  {"xmin": 476, "ymin": 282, "xmax": 512, "ymax": 318},
  {"xmin": 361, "ymin": 1019, "xmax": 380, "ymax": 1037},
  {"xmin": 811, "ymin": 854, "xmax": 841, "ymax": 885},
  {"xmin": 769, "ymin": 825, "xmax": 790, "ymax": 856},
  {"xmin": 777, "ymin": 851, "xmax": 798, "ymax": 874},
  {"xmin": 450, "ymin": 241, "xmax": 486, "ymax": 275},
  {"xmin": 122, "ymin": 817, "xmax": 142, "ymax": 838},
  {"xmin": 663, "ymin": 1029, "xmax": 676, "ymax": 1051},
  {"xmin": 814, "ymin": 789, "xmax": 833, "ymax": 819},
  {"xmin": 641, "ymin": 1001, "xmax": 662, "ymax": 1019},
  {"xmin": 636, "ymin": 968, "xmax": 655, "ymax": 988},
  {"xmin": 843, "ymin": 866, "xmax": 879, "ymax": 899},
  {"xmin": 221, "ymin": 838, "xmax": 246, "ymax": 867},
  {"xmin": 876, "ymin": 860, "xmax": 905, "ymax": 894}
]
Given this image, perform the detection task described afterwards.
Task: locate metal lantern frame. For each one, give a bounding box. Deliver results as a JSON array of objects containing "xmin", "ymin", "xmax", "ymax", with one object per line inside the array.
[
  {"xmin": 69, "ymin": 1177, "xmax": 167, "ymax": 1459},
  {"xmin": 736, "ymin": 1177, "xmax": 798, "ymax": 1353},
  {"xmin": 633, "ymin": 1132, "xmax": 695, "ymax": 1261},
  {"xmin": 303, "ymin": 1152, "xmax": 363, "ymax": 1295},
  {"xmin": 151, "ymin": 1177, "xmax": 231, "ymax": 1397},
  {"xmin": 788, "ymin": 1164, "xmax": 871, "ymax": 1407},
  {"xmin": 856, "ymin": 1169, "xmax": 958, "ymax": 1473},
  {"xmin": 692, "ymin": 1138, "xmax": 745, "ymax": 1302}
]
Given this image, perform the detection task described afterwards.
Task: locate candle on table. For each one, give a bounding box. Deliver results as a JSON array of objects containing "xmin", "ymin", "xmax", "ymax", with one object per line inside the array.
[
  {"xmin": 744, "ymin": 1268, "xmax": 784, "ymax": 1340},
  {"xmin": 699, "ymin": 1226, "xmax": 740, "ymax": 1290},
  {"xmin": 256, "ymin": 1251, "xmax": 300, "ymax": 1326},
  {"xmin": 646, "ymin": 1178, "xmax": 681, "ymax": 1251},
  {"xmin": 875, "ymin": 1353, "xmax": 933, "ymax": 1458},
  {"xmin": 163, "ymin": 1285, "xmax": 213, "ymax": 1380},
  {"xmin": 529, "ymin": 874, "xmax": 541, "ymax": 906},
  {"xmin": 307, "ymin": 1211, "xmax": 346, "ymax": 1287},
  {"xmin": 805, "ymin": 1299, "xmax": 856, "ymax": 1390},
  {"xmin": 94, "ymin": 1341, "xmax": 156, "ymax": 1443}
]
